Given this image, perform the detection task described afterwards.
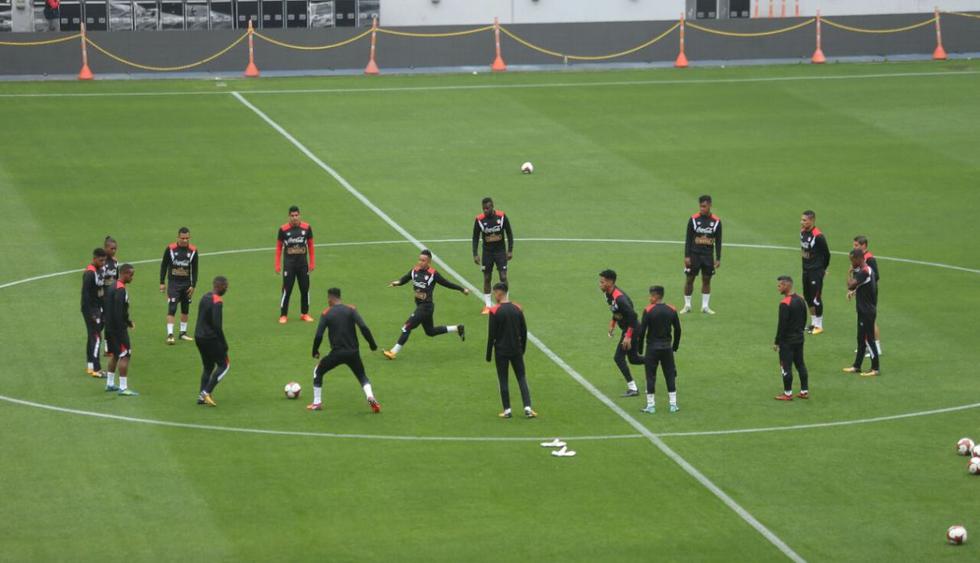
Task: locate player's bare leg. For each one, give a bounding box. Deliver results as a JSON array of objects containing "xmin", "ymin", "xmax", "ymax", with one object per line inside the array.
[
  {"xmin": 481, "ymin": 267, "xmax": 493, "ymax": 313},
  {"xmin": 681, "ymin": 274, "xmax": 696, "ymax": 314},
  {"xmin": 105, "ymin": 355, "xmax": 119, "ymax": 391}
]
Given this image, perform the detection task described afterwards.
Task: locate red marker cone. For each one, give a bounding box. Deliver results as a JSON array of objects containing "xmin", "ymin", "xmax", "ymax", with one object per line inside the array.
[
  {"xmin": 491, "ymin": 17, "xmax": 507, "ymax": 72},
  {"xmin": 811, "ymin": 11, "xmax": 826, "ymax": 64},
  {"xmin": 932, "ymin": 8, "xmax": 947, "ymax": 61},
  {"xmin": 244, "ymin": 19, "xmax": 260, "ymax": 77},
  {"xmin": 674, "ymin": 14, "xmax": 689, "ymax": 68},
  {"xmin": 78, "ymin": 23, "xmax": 94, "ymax": 80},
  {"xmin": 364, "ymin": 17, "xmax": 380, "ymax": 75}
]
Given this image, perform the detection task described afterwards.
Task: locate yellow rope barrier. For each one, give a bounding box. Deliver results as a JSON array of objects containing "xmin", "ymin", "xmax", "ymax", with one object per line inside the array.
[
  {"xmin": 499, "ymin": 22, "xmax": 679, "ymax": 61},
  {"xmin": 687, "ymin": 18, "xmax": 814, "ymax": 37},
  {"xmin": 84, "ymin": 33, "xmax": 247, "ymax": 72},
  {"xmin": 377, "ymin": 25, "xmax": 494, "ymax": 38},
  {"xmin": 0, "ymin": 33, "xmax": 82, "ymax": 46},
  {"xmin": 821, "ymin": 16, "xmax": 936, "ymax": 34},
  {"xmin": 947, "ymin": 11, "xmax": 980, "ymax": 19},
  {"xmin": 253, "ymin": 28, "xmax": 372, "ymax": 51}
]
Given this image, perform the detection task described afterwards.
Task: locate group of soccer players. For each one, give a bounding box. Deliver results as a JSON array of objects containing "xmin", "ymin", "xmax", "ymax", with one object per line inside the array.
[{"xmin": 78, "ymin": 195, "xmax": 881, "ymax": 417}]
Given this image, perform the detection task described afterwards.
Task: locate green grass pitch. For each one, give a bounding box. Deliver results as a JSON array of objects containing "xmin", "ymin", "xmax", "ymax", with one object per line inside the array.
[{"xmin": 1, "ymin": 60, "xmax": 978, "ymax": 562}]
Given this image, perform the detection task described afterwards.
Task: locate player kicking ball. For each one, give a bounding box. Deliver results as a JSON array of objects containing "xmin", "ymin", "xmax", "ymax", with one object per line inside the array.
[{"xmin": 308, "ymin": 288, "xmax": 381, "ymax": 413}]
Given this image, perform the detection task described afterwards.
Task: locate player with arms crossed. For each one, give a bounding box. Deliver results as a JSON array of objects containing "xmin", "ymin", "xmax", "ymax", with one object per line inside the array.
[
  {"xmin": 383, "ymin": 249, "xmax": 468, "ymax": 360},
  {"xmin": 598, "ymin": 269, "xmax": 644, "ymax": 397},
  {"xmin": 275, "ymin": 205, "xmax": 316, "ymax": 324},
  {"xmin": 485, "ymin": 282, "xmax": 536, "ymax": 419},
  {"xmin": 160, "ymin": 227, "xmax": 199, "ymax": 345},
  {"xmin": 80, "ymin": 248, "xmax": 107, "ymax": 377},
  {"xmin": 773, "ymin": 275, "xmax": 809, "ymax": 401},
  {"xmin": 309, "ymin": 288, "xmax": 381, "ymax": 413},
  {"xmin": 681, "ymin": 195, "xmax": 722, "ymax": 315},
  {"xmin": 843, "ymin": 249, "xmax": 880, "ymax": 377},
  {"xmin": 636, "ymin": 285, "xmax": 682, "ymax": 413},
  {"xmin": 195, "ymin": 276, "xmax": 230, "ymax": 406},
  {"xmin": 104, "ymin": 264, "xmax": 138, "ymax": 396},
  {"xmin": 472, "ymin": 197, "xmax": 514, "ymax": 314},
  {"xmin": 800, "ymin": 210, "xmax": 830, "ymax": 334}
]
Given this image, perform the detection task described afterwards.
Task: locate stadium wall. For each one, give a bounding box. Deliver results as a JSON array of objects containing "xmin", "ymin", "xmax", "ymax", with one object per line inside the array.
[{"xmin": 3, "ymin": 13, "xmax": 980, "ymax": 76}]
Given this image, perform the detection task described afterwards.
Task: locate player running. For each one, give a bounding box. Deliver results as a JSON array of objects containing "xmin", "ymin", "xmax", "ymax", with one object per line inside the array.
[
  {"xmin": 853, "ymin": 235, "xmax": 881, "ymax": 357},
  {"xmin": 800, "ymin": 210, "xmax": 830, "ymax": 334},
  {"xmin": 308, "ymin": 288, "xmax": 381, "ymax": 413},
  {"xmin": 485, "ymin": 282, "xmax": 536, "ymax": 419},
  {"xmin": 472, "ymin": 197, "xmax": 514, "ymax": 314},
  {"xmin": 195, "ymin": 276, "xmax": 230, "ymax": 406},
  {"xmin": 104, "ymin": 264, "xmax": 138, "ymax": 396},
  {"xmin": 636, "ymin": 285, "xmax": 682, "ymax": 414},
  {"xmin": 681, "ymin": 195, "xmax": 722, "ymax": 315},
  {"xmin": 159, "ymin": 227, "xmax": 199, "ymax": 345},
  {"xmin": 275, "ymin": 205, "xmax": 316, "ymax": 324},
  {"xmin": 773, "ymin": 275, "xmax": 809, "ymax": 401},
  {"xmin": 598, "ymin": 269, "xmax": 644, "ymax": 397},
  {"xmin": 843, "ymin": 249, "xmax": 880, "ymax": 377},
  {"xmin": 383, "ymin": 249, "xmax": 468, "ymax": 360},
  {"xmin": 81, "ymin": 247, "xmax": 108, "ymax": 378}
]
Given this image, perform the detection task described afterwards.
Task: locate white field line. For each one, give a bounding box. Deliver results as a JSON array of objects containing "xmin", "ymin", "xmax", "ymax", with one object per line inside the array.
[
  {"xmin": 0, "ymin": 69, "xmax": 976, "ymax": 98},
  {"xmin": 230, "ymin": 90, "xmax": 807, "ymax": 563}
]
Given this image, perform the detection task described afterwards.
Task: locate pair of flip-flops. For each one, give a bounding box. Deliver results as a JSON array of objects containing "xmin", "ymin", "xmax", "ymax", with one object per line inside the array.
[{"xmin": 540, "ymin": 438, "xmax": 576, "ymax": 457}]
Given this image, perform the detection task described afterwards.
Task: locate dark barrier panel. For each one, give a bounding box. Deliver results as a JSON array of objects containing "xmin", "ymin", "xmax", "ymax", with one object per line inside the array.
[{"xmin": 2, "ymin": 13, "xmax": 979, "ymax": 76}]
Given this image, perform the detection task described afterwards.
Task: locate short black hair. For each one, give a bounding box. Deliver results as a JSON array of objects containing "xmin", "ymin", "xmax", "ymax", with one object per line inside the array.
[
  {"xmin": 699, "ymin": 195, "xmax": 712, "ymax": 204},
  {"xmin": 482, "ymin": 197, "xmax": 493, "ymax": 206},
  {"xmin": 802, "ymin": 210, "xmax": 815, "ymax": 219},
  {"xmin": 599, "ymin": 269, "xmax": 617, "ymax": 282},
  {"xmin": 178, "ymin": 226, "xmax": 190, "ymax": 235},
  {"xmin": 104, "ymin": 235, "xmax": 116, "ymax": 246},
  {"xmin": 119, "ymin": 263, "xmax": 134, "ymax": 275},
  {"xmin": 777, "ymin": 275, "xmax": 793, "ymax": 284},
  {"xmin": 492, "ymin": 282, "xmax": 508, "ymax": 293},
  {"xmin": 849, "ymin": 248, "xmax": 865, "ymax": 259},
  {"xmin": 420, "ymin": 249, "xmax": 432, "ymax": 258},
  {"xmin": 649, "ymin": 285, "xmax": 664, "ymax": 297},
  {"xmin": 93, "ymin": 247, "xmax": 108, "ymax": 258},
  {"xmin": 327, "ymin": 287, "xmax": 341, "ymax": 298},
  {"xmin": 289, "ymin": 205, "xmax": 300, "ymax": 214},
  {"xmin": 213, "ymin": 275, "xmax": 228, "ymax": 286},
  {"xmin": 853, "ymin": 235, "xmax": 868, "ymax": 246}
]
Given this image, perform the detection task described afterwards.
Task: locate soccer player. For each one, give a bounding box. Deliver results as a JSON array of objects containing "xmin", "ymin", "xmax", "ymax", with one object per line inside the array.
[
  {"xmin": 800, "ymin": 210, "xmax": 830, "ymax": 334},
  {"xmin": 773, "ymin": 275, "xmax": 809, "ymax": 401},
  {"xmin": 472, "ymin": 197, "xmax": 514, "ymax": 314},
  {"xmin": 159, "ymin": 227, "xmax": 199, "ymax": 345},
  {"xmin": 104, "ymin": 264, "xmax": 138, "ymax": 396},
  {"xmin": 275, "ymin": 205, "xmax": 316, "ymax": 324},
  {"xmin": 101, "ymin": 236, "xmax": 119, "ymax": 289},
  {"xmin": 383, "ymin": 249, "xmax": 468, "ymax": 360},
  {"xmin": 598, "ymin": 269, "xmax": 644, "ymax": 397},
  {"xmin": 195, "ymin": 276, "xmax": 230, "ymax": 406},
  {"xmin": 485, "ymin": 282, "xmax": 536, "ymax": 419},
  {"xmin": 843, "ymin": 249, "xmax": 880, "ymax": 377},
  {"xmin": 81, "ymin": 247, "xmax": 107, "ymax": 377},
  {"xmin": 308, "ymin": 288, "xmax": 380, "ymax": 413},
  {"xmin": 681, "ymin": 195, "xmax": 722, "ymax": 315},
  {"xmin": 635, "ymin": 285, "xmax": 681, "ymax": 414},
  {"xmin": 853, "ymin": 235, "xmax": 881, "ymax": 356}
]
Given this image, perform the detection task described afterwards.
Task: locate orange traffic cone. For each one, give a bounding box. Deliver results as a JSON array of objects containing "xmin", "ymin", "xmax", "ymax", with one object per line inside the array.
[
  {"xmin": 674, "ymin": 14, "xmax": 689, "ymax": 68},
  {"xmin": 811, "ymin": 11, "xmax": 826, "ymax": 64},
  {"xmin": 364, "ymin": 17, "xmax": 380, "ymax": 75},
  {"xmin": 78, "ymin": 23, "xmax": 94, "ymax": 80},
  {"xmin": 491, "ymin": 17, "xmax": 507, "ymax": 71},
  {"xmin": 244, "ymin": 19, "xmax": 260, "ymax": 77},
  {"xmin": 933, "ymin": 8, "xmax": 947, "ymax": 60}
]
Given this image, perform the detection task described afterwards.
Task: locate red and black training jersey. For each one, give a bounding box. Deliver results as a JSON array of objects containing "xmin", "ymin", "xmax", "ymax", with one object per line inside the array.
[
  {"xmin": 851, "ymin": 264, "xmax": 877, "ymax": 315},
  {"xmin": 606, "ymin": 287, "xmax": 639, "ymax": 337},
  {"xmin": 194, "ymin": 291, "xmax": 226, "ymax": 346},
  {"xmin": 864, "ymin": 251, "xmax": 880, "ymax": 283},
  {"xmin": 313, "ymin": 303, "xmax": 377, "ymax": 355},
  {"xmin": 101, "ymin": 256, "xmax": 118, "ymax": 289},
  {"xmin": 801, "ymin": 227, "xmax": 831, "ymax": 272},
  {"xmin": 775, "ymin": 293, "xmax": 807, "ymax": 345},
  {"xmin": 486, "ymin": 301, "xmax": 527, "ymax": 360},
  {"xmin": 80, "ymin": 263, "xmax": 104, "ymax": 317},
  {"xmin": 160, "ymin": 243, "xmax": 199, "ymax": 288},
  {"xmin": 396, "ymin": 266, "xmax": 465, "ymax": 304},
  {"xmin": 276, "ymin": 222, "xmax": 315, "ymax": 270},
  {"xmin": 104, "ymin": 280, "xmax": 132, "ymax": 339},
  {"xmin": 637, "ymin": 302, "xmax": 681, "ymax": 353},
  {"xmin": 685, "ymin": 213, "xmax": 722, "ymax": 260},
  {"xmin": 471, "ymin": 211, "xmax": 513, "ymax": 255}
]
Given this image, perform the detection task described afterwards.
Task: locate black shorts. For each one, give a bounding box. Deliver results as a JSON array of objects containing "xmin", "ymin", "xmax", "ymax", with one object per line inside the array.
[
  {"xmin": 168, "ymin": 284, "xmax": 192, "ymax": 303},
  {"xmin": 802, "ymin": 269, "xmax": 824, "ymax": 306},
  {"xmin": 106, "ymin": 332, "xmax": 131, "ymax": 358},
  {"xmin": 685, "ymin": 254, "xmax": 715, "ymax": 277},
  {"xmin": 404, "ymin": 302, "xmax": 435, "ymax": 330},
  {"xmin": 481, "ymin": 247, "xmax": 508, "ymax": 273}
]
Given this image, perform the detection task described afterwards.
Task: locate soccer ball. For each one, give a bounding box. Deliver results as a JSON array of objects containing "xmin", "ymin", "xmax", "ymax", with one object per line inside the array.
[
  {"xmin": 284, "ymin": 381, "xmax": 302, "ymax": 399},
  {"xmin": 969, "ymin": 457, "xmax": 980, "ymax": 475},
  {"xmin": 521, "ymin": 161, "xmax": 534, "ymax": 174},
  {"xmin": 973, "ymin": 444, "xmax": 980, "ymax": 458},
  {"xmin": 947, "ymin": 525, "xmax": 968, "ymax": 545},
  {"xmin": 957, "ymin": 438, "xmax": 975, "ymax": 456}
]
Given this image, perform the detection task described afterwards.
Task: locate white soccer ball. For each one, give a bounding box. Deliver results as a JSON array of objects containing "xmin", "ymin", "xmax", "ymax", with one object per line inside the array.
[
  {"xmin": 947, "ymin": 525, "xmax": 968, "ymax": 545},
  {"xmin": 521, "ymin": 161, "xmax": 534, "ymax": 174},
  {"xmin": 972, "ymin": 444, "xmax": 980, "ymax": 458},
  {"xmin": 284, "ymin": 381, "xmax": 302, "ymax": 399},
  {"xmin": 957, "ymin": 438, "xmax": 975, "ymax": 456},
  {"xmin": 969, "ymin": 457, "xmax": 980, "ymax": 475}
]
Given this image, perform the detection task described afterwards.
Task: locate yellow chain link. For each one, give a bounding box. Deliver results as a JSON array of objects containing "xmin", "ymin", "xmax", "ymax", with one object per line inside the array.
[
  {"xmin": 0, "ymin": 33, "xmax": 82, "ymax": 47},
  {"xmin": 253, "ymin": 28, "xmax": 372, "ymax": 50},
  {"xmin": 500, "ymin": 22, "xmax": 679, "ymax": 61},
  {"xmin": 687, "ymin": 18, "xmax": 814, "ymax": 37},
  {"xmin": 377, "ymin": 25, "xmax": 493, "ymax": 38},
  {"xmin": 821, "ymin": 16, "xmax": 936, "ymax": 34},
  {"xmin": 947, "ymin": 11, "xmax": 980, "ymax": 19},
  {"xmin": 84, "ymin": 33, "xmax": 247, "ymax": 72}
]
